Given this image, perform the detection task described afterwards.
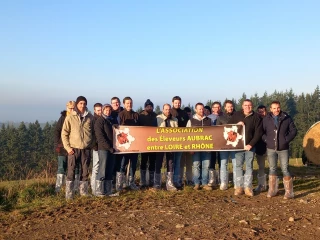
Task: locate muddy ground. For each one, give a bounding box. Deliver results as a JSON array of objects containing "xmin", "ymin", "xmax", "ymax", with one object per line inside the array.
[{"xmin": 1, "ymin": 169, "xmax": 320, "ymax": 240}]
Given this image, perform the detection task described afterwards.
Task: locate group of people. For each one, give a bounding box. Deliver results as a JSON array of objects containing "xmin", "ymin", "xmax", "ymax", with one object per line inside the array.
[{"xmin": 53, "ymin": 95, "xmax": 297, "ymax": 201}]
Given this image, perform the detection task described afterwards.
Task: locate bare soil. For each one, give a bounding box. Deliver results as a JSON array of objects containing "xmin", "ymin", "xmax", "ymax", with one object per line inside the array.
[{"xmin": 1, "ymin": 171, "xmax": 320, "ymax": 240}]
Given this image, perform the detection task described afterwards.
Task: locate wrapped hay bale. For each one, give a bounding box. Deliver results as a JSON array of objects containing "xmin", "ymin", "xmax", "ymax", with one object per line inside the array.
[{"xmin": 303, "ymin": 121, "xmax": 320, "ymax": 165}]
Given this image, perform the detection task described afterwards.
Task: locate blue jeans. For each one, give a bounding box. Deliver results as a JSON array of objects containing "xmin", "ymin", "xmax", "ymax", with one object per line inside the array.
[
  {"xmin": 91, "ymin": 150, "xmax": 99, "ymax": 189},
  {"xmin": 120, "ymin": 153, "xmax": 138, "ymax": 178},
  {"xmin": 235, "ymin": 149, "xmax": 255, "ymax": 188},
  {"xmin": 173, "ymin": 152, "xmax": 182, "ymax": 182},
  {"xmin": 220, "ymin": 151, "xmax": 236, "ymax": 183},
  {"xmin": 97, "ymin": 150, "xmax": 115, "ymax": 181},
  {"xmin": 192, "ymin": 152, "xmax": 211, "ymax": 185},
  {"xmin": 267, "ymin": 149, "xmax": 290, "ymax": 177}
]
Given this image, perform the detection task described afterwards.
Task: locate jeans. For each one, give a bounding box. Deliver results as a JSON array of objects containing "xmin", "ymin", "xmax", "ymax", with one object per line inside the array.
[
  {"xmin": 140, "ymin": 153, "xmax": 156, "ymax": 172},
  {"xmin": 91, "ymin": 150, "xmax": 99, "ymax": 189},
  {"xmin": 173, "ymin": 152, "xmax": 182, "ymax": 180},
  {"xmin": 57, "ymin": 155, "xmax": 67, "ymax": 174},
  {"xmin": 220, "ymin": 151, "xmax": 236, "ymax": 183},
  {"xmin": 267, "ymin": 149, "xmax": 290, "ymax": 177},
  {"xmin": 235, "ymin": 149, "xmax": 255, "ymax": 188},
  {"xmin": 120, "ymin": 153, "xmax": 138, "ymax": 178},
  {"xmin": 155, "ymin": 152, "xmax": 174, "ymax": 173},
  {"xmin": 192, "ymin": 152, "xmax": 211, "ymax": 185},
  {"xmin": 256, "ymin": 153, "xmax": 266, "ymax": 176},
  {"xmin": 67, "ymin": 149, "xmax": 91, "ymax": 181},
  {"xmin": 97, "ymin": 150, "xmax": 115, "ymax": 181}
]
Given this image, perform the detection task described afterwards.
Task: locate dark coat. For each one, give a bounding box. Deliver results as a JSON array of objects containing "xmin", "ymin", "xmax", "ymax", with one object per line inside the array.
[
  {"xmin": 189, "ymin": 116, "xmax": 212, "ymax": 127},
  {"xmin": 54, "ymin": 111, "xmax": 67, "ymax": 155},
  {"xmin": 119, "ymin": 109, "xmax": 140, "ymax": 126},
  {"xmin": 94, "ymin": 116, "xmax": 114, "ymax": 153},
  {"xmin": 262, "ymin": 111, "xmax": 297, "ymax": 151},
  {"xmin": 170, "ymin": 108, "xmax": 189, "ymax": 127},
  {"xmin": 216, "ymin": 111, "xmax": 234, "ymax": 125},
  {"xmin": 139, "ymin": 110, "xmax": 157, "ymax": 126},
  {"xmin": 229, "ymin": 110, "xmax": 263, "ymax": 147}
]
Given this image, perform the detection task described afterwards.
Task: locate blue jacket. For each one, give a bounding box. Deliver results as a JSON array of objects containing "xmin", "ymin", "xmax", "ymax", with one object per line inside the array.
[{"xmin": 262, "ymin": 111, "xmax": 297, "ymax": 151}]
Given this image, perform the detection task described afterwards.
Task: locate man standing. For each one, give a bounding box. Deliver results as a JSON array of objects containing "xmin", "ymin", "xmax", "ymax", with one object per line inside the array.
[
  {"xmin": 207, "ymin": 101, "xmax": 223, "ymax": 188},
  {"xmin": 61, "ymin": 96, "xmax": 94, "ymax": 200},
  {"xmin": 117, "ymin": 97, "xmax": 140, "ymax": 190},
  {"xmin": 186, "ymin": 103, "xmax": 213, "ymax": 191},
  {"xmin": 139, "ymin": 99, "xmax": 157, "ymax": 188},
  {"xmin": 91, "ymin": 102, "xmax": 102, "ymax": 196},
  {"xmin": 170, "ymin": 96, "xmax": 189, "ymax": 188},
  {"xmin": 262, "ymin": 101, "xmax": 297, "ymax": 199},
  {"xmin": 155, "ymin": 104, "xmax": 178, "ymax": 191},
  {"xmin": 254, "ymin": 105, "xmax": 268, "ymax": 192},
  {"xmin": 229, "ymin": 99, "xmax": 262, "ymax": 197},
  {"xmin": 216, "ymin": 100, "xmax": 236, "ymax": 190}
]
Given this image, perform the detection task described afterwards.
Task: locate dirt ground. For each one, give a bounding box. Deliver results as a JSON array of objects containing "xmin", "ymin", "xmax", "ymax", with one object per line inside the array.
[{"xmin": 1, "ymin": 171, "xmax": 320, "ymax": 240}]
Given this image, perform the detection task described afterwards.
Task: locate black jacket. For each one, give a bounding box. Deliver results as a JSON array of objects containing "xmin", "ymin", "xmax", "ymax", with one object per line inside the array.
[
  {"xmin": 170, "ymin": 108, "xmax": 189, "ymax": 127},
  {"xmin": 139, "ymin": 110, "xmax": 157, "ymax": 126},
  {"xmin": 216, "ymin": 111, "xmax": 234, "ymax": 125},
  {"xmin": 54, "ymin": 110, "xmax": 67, "ymax": 148},
  {"xmin": 94, "ymin": 116, "xmax": 114, "ymax": 153},
  {"xmin": 229, "ymin": 110, "xmax": 263, "ymax": 147},
  {"xmin": 262, "ymin": 111, "xmax": 297, "ymax": 151}
]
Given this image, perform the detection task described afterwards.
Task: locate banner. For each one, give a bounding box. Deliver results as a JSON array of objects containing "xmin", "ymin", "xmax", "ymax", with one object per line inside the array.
[{"xmin": 113, "ymin": 124, "xmax": 245, "ymax": 153}]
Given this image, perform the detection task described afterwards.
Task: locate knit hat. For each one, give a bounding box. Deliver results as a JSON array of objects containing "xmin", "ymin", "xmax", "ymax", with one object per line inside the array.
[
  {"xmin": 76, "ymin": 96, "xmax": 87, "ymax": 105},
  {"xmin": 102, "ymin": 103, "xmax": 112, "ymax": 111},
  {"xmin": 144, "ymin": 99, "xmax": 154, "ymax": 108},
  {"xmin": 66, "ymin": 101, "xmax": 75, "ymax": 109}
]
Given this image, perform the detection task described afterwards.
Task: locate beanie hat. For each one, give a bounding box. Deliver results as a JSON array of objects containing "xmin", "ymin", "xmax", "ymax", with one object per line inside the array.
[
  {"xmin": 66, "ymin": 101, "xmax": 75, "ymax": 109},
  {"xmin": 76, "ymin": 96, "xmax": 87, "ymax": 105},
  {"xmin": 102, "ymin": 103, "xmax": 112, "ymax": 111},
  {"xmin": 144, "ymin": 99, "xmax": 154, "ymax": 108}
]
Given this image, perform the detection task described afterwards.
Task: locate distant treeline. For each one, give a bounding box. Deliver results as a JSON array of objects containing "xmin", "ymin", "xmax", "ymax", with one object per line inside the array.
[{"xmin": 1, "ymin": 87, "xmax": 319, "ymax": 180}]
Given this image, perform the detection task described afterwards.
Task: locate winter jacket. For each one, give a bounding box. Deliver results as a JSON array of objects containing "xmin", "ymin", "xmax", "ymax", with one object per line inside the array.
[
  {"xmin": 255, "ymin": 115, "xmax": 267, "ymax": 155},
  {"xmin": 157, "ymin": 113, "xmax": 178, "ymax": 127},
  {"xmin": 94, "ymin": 116, "xmax": 114, "ymax": 153},
  {"xmin": 170, "ymin": 108, "xmax": 189, "ymax": 127},
  {"xmin": 92, "ymin": 113, "xmax": 100, "ymax": 151},
  {"xmin": 186, "ymin": 114, "xmax": 212, "ymax": 127},
  {"xmin": 216, "ymin": 111, "xmax": 234, "ymax": 125},
  {"xmin": 262, "ymin": 111, "xmax": 297, "ymax": 151},
  {"xmin": 111, "ymin": 107, "xmax": 123, "ymax": 124},
  {"xmin": 229, "ymin": 110, "xmax": 263, "ymax": 147},
  {"xmin": 61, "ymin": 109, "xmax": 94, "ymax": 153},
  {"xmin": 54, "ymin": 110, "xmax": 67, "ymax": 155},
  {"xmin": 139, "ymin": 110, "xmax": 157, "ymax": 126},
  {"xmin": 118, "ymin": 109, "xmax": 140, "ymax": 126}
]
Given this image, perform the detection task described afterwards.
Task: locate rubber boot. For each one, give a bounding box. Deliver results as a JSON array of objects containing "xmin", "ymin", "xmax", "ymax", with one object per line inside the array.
[
  {"xmin": 267, "ymin": 175, "xmax": 279, "ymax": 198},
  {"xmin": 65, "ymin": 181, "xmax": 74, "ymax": 200},
  {"xmin": 254, "ymin": 174, "xmax": 267, "ymax": 192},
  {"xmin": 116, "ymin": 172, "xmax": 124, "ymax": 192},
  {"xmin": 283, "ymin": 177, "xmax": 294, "ymax": 199},
  {"xmin": 129, "ymin": 176, "xmax": 140, "ymax": 190},
  {"xmin": 140, "ymin": 170, "xmax": 147, "ymax": 188},
  {"xmin": 208, "ymin": 169, "xmax": 216, "ymax": 187},
  {"xmin": 55, "ymin": 174, "xmax": 65, "ymax": 193},
  {"xmin": 149, "ymin": 171, "xmax": 155, "ymax": 187},
  {"xmin": 105, "ymin": 180, "xmax": 119, "ymax": 197},
  {"xmin": 220, "ymin": 170, "xmax": 229, "ymax": 190},
  {"xmin": 74, "ymin": 174, "xmax": 80, "ymax": 193},
  {"xmin": 95, "ymin": 180, "xmax": 105, "ymax": 197},
  {"xmin": 166, "ymin": 172, "xmax": 177, "ymax": 191},
  {"xmin": 244, "ymin": 175, "xmax": 254, "ymax": 197},
  {"xmin": 79, "ymin": 181, "xmax": 89, "ymax": 197},
  {"xmin": 153, "ymin": 173, "xmax": 162, "ymax": 190}
]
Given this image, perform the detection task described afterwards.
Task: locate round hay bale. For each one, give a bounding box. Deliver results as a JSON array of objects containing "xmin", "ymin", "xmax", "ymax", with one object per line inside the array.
[{"xmin": 303, "ymin": 121, "xmax": 320, "ymax": 165}]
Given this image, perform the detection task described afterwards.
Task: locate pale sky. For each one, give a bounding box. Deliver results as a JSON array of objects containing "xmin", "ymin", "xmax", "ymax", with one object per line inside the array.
[{"xmin": 0, "ymin": 0, "xmax": 319, "ymax": 122}]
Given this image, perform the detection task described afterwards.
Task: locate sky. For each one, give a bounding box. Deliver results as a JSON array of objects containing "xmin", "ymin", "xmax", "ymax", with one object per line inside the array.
[{"xmin": 0, "ymin": 0, "xmax": 319, "ymax": 123}]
